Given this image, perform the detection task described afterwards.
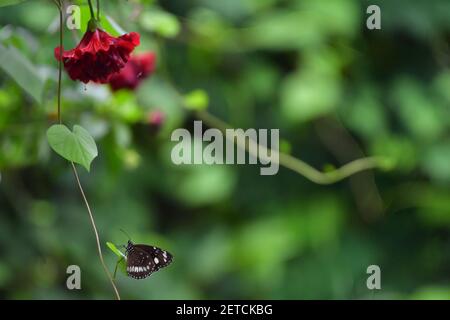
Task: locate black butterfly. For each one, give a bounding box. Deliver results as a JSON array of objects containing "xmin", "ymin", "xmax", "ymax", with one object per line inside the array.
[{"xmin": 124, "ymin": 240, "xmax": 173, "ymax": 279}]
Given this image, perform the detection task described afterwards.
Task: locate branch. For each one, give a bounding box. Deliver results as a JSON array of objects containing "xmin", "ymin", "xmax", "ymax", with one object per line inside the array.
[
  {"xmin": 195, "ymin": 110, "xmax": 388, "ymax": 185},
  {"xmin": 71, "ymin": 163, "xmax": 121, "ymax": 300}
]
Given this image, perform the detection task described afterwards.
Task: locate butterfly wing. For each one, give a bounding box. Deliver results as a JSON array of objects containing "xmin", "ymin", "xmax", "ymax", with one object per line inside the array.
[
  {"xmin": 134, "ymin": 244, "xmax": 173, "ymax": 271},
  {"xmin": 126, "ymin": 244, "xmax": 173, "ymax": 279},
  {"xmin": 126, "ymin": 246, "xmax": 156, "ymax": 279}
]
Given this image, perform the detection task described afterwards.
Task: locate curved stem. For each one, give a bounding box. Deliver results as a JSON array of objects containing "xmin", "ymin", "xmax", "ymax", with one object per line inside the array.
[
  {"xmin": 71, "ymin": 163, "xmax": 121, "ymax": 300},
  {"xmin": 57, "ymin": 1, "xmax": 62, "ymax": 124},
  {"xmin": 278, "ymin": 153, "xmax": 383, "ymax": 185},
  {"xmin": 196, "ymin": 110, "xmax": 386, "ymax": 185},
  {"xmin": 96, "ymin": 0, "xmax": 101, "ymax": 20},
  {"xmin": 87, "ymin": 0, "xmax": 96, "ymax": 20},
  {"xmin": 53, "ymin": 0, "xmax": 121, "ymax": 300},
  {"xmin": 51, "ymin": 0, "xmax": 60, "ymax": 9}
]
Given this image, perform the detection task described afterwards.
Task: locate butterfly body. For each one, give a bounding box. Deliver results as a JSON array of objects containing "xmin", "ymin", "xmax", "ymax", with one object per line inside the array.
[{"xmin": 125, "ymin": 240, "xmax": 173, "ymax": 279}]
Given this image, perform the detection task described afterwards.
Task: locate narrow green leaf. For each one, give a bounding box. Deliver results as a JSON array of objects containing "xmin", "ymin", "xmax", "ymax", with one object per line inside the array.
[
  {"xmin": 0, "ymin": 44, "xmax": 45, "ymax": 104},
  {"xmin": 107, "ymin": 242, "xmax": 127, "ymax": 277},
  {"xmin": 46, "ymin": 124, "xmax": 98, "ymax": 171},
  {"xmin": 106, "ymin": 242, "xmax": 126, "ymax": 258}
]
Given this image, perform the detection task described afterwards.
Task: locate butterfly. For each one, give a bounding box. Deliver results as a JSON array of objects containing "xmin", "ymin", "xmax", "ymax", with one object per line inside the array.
[{"xmin": 124, "ymin": 240, "xmax": 173, "ymax": 279}]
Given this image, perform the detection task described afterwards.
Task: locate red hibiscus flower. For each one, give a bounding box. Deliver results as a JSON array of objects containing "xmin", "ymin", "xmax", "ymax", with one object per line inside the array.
[
  {"xmin": 55, "ymin": 28, "xmax": 140, "ymax": 84},
  {"xmin": 108, "ymin": 52, "xmax": 156, "ymax": 91}
]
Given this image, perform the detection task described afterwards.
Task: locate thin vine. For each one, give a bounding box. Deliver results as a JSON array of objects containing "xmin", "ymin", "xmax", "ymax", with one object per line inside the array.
[
  {"xmin": 70, "ymin": 162, "xmax": 120, "ymax": 300},
  {"xmin": 87, "ymin": 0, "xmax": 96, "ymax": 20},
  {"xmin": 96, "ymin": 0, "xmax": 101, "ymax": 20},
  {"xmin": 52, "ymin": 0, "xmax": 121, "ymax": 300},
  {"xmin": 195, "ymin": 110, "xmax": 388, "ymax": 185}
]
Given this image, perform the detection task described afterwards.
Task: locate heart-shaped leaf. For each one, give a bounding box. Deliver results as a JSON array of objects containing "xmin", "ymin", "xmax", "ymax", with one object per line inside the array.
[{"xmin": 47, "ymin": 124, "xmax": 98, "ymax": 171}]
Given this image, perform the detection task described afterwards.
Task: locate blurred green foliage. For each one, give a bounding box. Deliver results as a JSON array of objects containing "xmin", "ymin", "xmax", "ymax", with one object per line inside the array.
[{"xmin": 0, "ymin": 0, "xmax": 449, "ymax": 299}]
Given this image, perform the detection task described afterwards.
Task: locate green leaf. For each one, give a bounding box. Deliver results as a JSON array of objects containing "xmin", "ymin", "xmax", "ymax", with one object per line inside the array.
[
  {"xmin": 0, "ymin": 44, "xmax": 45, "ymax": 104},
  {"xmin": 281, "ymin": 71, "xmax": 340, "ymax": 123},
  {"xmin": 140, "ymin": 10, "xmax": 180, "ymax": 38},
  {"xmin": 106, "ymin": 242, "xmax": 125, "ymax": 258},
  {"xmin": 0, "ymin": 0, "xmax": 28, "ymax": 7},
  {"xmin": 106, "ymin": 242, "xmax": 127, "ymax": 277},
  {"xmin": 46, "ymin": 124, "xmax": 98, "ymax": 171},
  {"xmin": 114, "ymin": 257, "xmax": 127, "ymax": 278},
  {"xmin": 422, "ymin": 142, "xmax": 450, "ymax": 183},
  {"xmin": 183, "ymin": 90, "xmax": 209, "ymax": 111},
  {"xmin": 391, "ymin": 78, "xmax": 445, "ymax": 141},
  {"xmin": 78, "ymin": 5, "xmax": 124, "ymax": 37},
  {"xmin": 104, "ymin": 15, "xmax": 126, "ymax": 36}
]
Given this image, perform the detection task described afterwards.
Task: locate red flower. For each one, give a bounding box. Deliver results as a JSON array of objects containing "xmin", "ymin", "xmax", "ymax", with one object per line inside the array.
[
  {"xmin": 55, "ymin": 28, "xmax": 140, "ymax": 84},
  {"xmin": 108, "ymin": 52, "xmax": 156, "ymax": 91}
]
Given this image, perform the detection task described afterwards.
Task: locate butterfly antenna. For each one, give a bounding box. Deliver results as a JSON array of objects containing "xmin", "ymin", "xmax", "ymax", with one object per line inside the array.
[{"xmin": 120, "ymin": 228, "xmax": 132, "ymax": 241}]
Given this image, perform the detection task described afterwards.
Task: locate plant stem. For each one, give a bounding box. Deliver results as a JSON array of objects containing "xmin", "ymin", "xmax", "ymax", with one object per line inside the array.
[
  {"xmin": 96, "ymin": 0, "xmax": 101, "ymax": 20},
  {"xmin": 196, "ymin": 110, "xmax": 387, "ymax": 185},
  {"xmin": 57, "ymin": 0, "xmax": 62, "ymax": 124},
  {"xmin": 53, "ymin": 0, "xmax": 121, "ymax": 300},
  {"xmin": 51, "ymin": 0, "xmax": 60, "ymax": 9},
  {"xmin": 87, "ymin": 0, "xmax": 96, "ymax": 20},
  {"xmin": 71, "ymin": 162, "xmax": 121, "ymax": 300}
]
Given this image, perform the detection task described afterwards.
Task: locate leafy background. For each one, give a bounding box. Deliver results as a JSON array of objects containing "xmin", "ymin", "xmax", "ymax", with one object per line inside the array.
[{"xmin": 0, "ymin": 0, "xmax": 449, "ymax": 299}]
